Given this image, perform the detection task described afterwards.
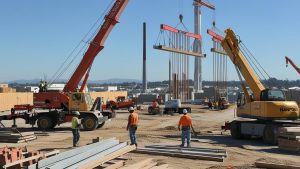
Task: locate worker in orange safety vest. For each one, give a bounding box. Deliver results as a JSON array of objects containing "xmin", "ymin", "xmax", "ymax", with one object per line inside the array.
[
  {"xmin": 127, "ymin": 107, "xmax": 139, "ymax": 147},
  {"xmin": 178, "ymin": 109, "xmax": 196, "ymax": 147}
]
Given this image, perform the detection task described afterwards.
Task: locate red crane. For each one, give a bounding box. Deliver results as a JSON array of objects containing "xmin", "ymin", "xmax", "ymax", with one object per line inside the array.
[
  {"xmin": 285, "ymin": 56, "xmax": 300, "ymax": 74},
  {"xmin": 5, "ymin": 0, "xmax": 129, "ymax": 131}
]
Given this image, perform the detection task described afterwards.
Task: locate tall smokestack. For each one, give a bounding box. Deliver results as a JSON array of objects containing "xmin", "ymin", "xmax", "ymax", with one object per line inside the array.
[{"xmin": 142, "ymin": 22, "xmax": 147, "ymax": 93}]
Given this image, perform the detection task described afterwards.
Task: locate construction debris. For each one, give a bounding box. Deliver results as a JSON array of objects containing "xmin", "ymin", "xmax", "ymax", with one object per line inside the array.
[
  {"xmin": 134, "ymin": 144, "xmax": 226, "ymax": 162},
  {"xmin": 0, "ymin": 131, "xmax": 36, "ymax": 143},
  {"xmin": 278, "ymin": 127, "xmax": 300, "ymax": 152}
]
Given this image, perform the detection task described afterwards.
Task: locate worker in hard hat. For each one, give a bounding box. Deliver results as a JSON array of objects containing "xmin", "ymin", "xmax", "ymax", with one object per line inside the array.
[
  {"xmin": 178, "ymin": 109, "xmax": 196, "ymax": 147},
  {"xmin": 126, "ymin": 107, "xmax": 139, "ymax": 147},
  {"xmin": 71, "ymin": 111, "xmax": 81, "ymax": 147}
]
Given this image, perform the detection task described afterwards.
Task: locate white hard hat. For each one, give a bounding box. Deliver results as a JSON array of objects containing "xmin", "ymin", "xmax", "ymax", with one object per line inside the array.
[
  {"xmin": 129, "ymin": 107, "xmax": 134, "ymax": 111},
  {"xmin": 74, "ymin": 111, "xmax": 80, "ymax": 116},
  {"xmin": 183, "ymin": 109, "xmax": 188, "ymax": 114}
]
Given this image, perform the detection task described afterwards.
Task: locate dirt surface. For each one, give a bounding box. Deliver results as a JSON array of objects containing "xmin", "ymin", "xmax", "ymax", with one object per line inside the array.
[{"xmin": 1, "ymin": 105, "xmax": 300, "ymax": 169}]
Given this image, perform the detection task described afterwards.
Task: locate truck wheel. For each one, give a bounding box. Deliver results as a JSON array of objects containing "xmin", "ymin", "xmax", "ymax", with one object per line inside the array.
[
  {"xmin": 148, "ymin": 107, "xmax": 153, "ymax": 114},
  {"xmin": 230, "ymin": 121, "xmax": 243, "ymax": 139},
  {"xmin": 97, "ymin": 122, "xmax": 105, "ymax": 129},
  {"xmin": 37, "ymin": 116, "xmax": 53, "ymax": 130},
  {"xmin": 263, "ymin": 125, "xmax": 278, "ymax": 145},
  {"xmin": 82, "ymin": 116, "xmax": 98, "ymax": 131}
]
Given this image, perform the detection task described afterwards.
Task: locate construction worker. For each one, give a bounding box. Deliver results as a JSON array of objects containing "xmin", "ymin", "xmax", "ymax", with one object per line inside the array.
[
  {"xmin": 71, "ymin": 111, "xmax": 80, "ymax": 147},
  {"xmin": 126, "ymin": 107, "xmax": 139, "ymax": 147},
  {"xmin": 178, "ymin": 109, "xmax": 196, "ymax": 147}
]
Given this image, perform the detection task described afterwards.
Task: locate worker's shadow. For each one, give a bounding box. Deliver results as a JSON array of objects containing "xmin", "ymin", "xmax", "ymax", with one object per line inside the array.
[{"xmin": 192, "ymin": 134, "xmax": 300, "ymax": 156}]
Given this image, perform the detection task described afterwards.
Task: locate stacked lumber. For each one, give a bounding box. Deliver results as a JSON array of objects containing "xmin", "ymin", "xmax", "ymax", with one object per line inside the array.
[
  {"xmin": 278, "ymin": 127, "xmax": 300, "ymax": 152},
  {"xmin": 120, "ymin": 158, "xmax": 170, "ymax": 169},
  {"xmin": 28, "ymin": 138, "xmax": 136, "ymax": 169},
  {"xmin": 134, "ymin": 144, "xmax": 226, "ymax": 162},
  {"xmin": 0, "ymin": 131, "xmax": 36, "ymax": 143}
]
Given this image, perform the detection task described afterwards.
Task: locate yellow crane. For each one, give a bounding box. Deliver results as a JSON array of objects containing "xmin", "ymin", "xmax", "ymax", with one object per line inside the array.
[{"xmin": 221, "ymin": 29, "xmax": 299, "ymax": 144}]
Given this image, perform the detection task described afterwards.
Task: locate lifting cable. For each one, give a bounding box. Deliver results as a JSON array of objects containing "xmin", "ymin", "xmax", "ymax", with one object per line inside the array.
[{"xmin": 49, "ymin": 0, "xmax": 115, "ymax": 86}]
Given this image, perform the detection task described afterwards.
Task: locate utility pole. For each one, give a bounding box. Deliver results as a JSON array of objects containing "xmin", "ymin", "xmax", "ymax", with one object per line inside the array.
[{"xmin": 142, "ymin": 22, "xmax": 147, "ymax": 93}]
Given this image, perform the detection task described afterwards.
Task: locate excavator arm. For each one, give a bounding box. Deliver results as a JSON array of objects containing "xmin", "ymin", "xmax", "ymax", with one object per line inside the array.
[
  {"xmin": 63, "ymin": 0, "xmax": 129, "ymax": 92},
  {"xmin": 285, "ymin": 56, "xmax": 300, "ymax": 74},
  {"xmin": 221, "ymin": 29, "xmax": 265, "ymax": 101}
]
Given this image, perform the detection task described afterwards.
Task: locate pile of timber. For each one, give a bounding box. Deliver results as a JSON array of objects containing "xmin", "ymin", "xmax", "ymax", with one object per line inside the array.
[
  {"xmin": 120, "ymin": 158, "xmax": 170, "ymax": 169},
  {"xmin": 28, "ymin": 138, "xmax": 136, "ymax": 169},
  {"xmin": 0, "ymin": 131, "xmax": 36, "ymax": 143},
  {"xmin": 278, "ymin": 127, "xmax": 300, "ymax": 152},
  {"xmin": 134, "ymin": 144, "xmax": 227, "ymax": 162}
]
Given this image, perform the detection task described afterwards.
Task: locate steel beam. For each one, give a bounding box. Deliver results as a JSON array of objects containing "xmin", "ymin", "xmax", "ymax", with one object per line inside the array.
[
  {"xmin": 28, "ymin": 138, "xmax": 117, "ymax": 169},
  {"xmin": 145, "ymin": 144, "xmax": 226, "ymax": 153},
  {"xmin": 153, "ymin": 45, "xmax": 205, "ymax": 58},
  {"xmin": 67, "ymin": 142, "xmax": 128, "ymax": 169},
  {"xmin": 211, "ymin": 48, "xmax": 227, "ymax": 55},
  {"xmin": 46, "ymin": 140, "xmax": 119, "ymax": 169}
]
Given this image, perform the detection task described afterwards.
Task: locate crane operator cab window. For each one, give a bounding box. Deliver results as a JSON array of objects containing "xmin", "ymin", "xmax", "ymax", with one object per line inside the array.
[
  {"xmin": 260, "ymin": 89, "xmax": 286, "ymax": 101},
  {"xmin": 237, "ymin": 92, "xmax": 245, "ymax": 107}
]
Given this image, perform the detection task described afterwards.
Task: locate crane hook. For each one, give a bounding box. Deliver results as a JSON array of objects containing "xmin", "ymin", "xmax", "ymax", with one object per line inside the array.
[{"xmin": 179, "ymin": 14, "xmax": 183, "ymax": 23}]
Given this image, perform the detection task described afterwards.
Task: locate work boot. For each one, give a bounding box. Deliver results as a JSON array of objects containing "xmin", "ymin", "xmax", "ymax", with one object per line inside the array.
[
  {"xmin": 187, "ymin": 144, "xmax": 191, "ymax": 148},
  {"xmin": 135, "ymin": 143, "xmax": 138, "ymax": 147},
  {"xmin": 179, "ymin": 144, "xmax": 184, "ymax": 147}
]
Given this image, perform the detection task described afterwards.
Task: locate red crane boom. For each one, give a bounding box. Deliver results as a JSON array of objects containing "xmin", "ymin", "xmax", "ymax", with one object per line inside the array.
[
  {"xmin": 285, "ymin": 56, "xmax": 300, "ymax": 74},
  {"xmin": 64, "ymin": 0, "xmax": 129, "ymax": 92}
]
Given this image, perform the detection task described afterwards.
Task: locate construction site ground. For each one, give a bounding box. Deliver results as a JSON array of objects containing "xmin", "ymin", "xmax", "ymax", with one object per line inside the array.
[{"xmin": 1, "ymin": 105, "xmax": 300, "ymax": 169}]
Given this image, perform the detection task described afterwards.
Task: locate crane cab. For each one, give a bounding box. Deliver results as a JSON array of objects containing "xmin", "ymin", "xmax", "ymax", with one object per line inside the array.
[{"xmin": 68, "ymin": 92, "xmax": 94, "ymax": 111}]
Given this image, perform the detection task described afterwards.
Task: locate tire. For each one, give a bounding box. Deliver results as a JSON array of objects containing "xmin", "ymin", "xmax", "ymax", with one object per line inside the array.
[
  {"xmin": 263, "ymin": 125, "xmax": 278, "ymax": 145},
  {"xmin": 97, "ymin": 122, "xmax": 105, "ymax": 129},
  {"xmin": 148, "ymin": 107, "xmax": 153, "ymax": 114},
  {"xmin": 37, "ymin": 116, "xmax": 53, "ymax": 130},
  {"xmin": 82, "ymin": 115, "xmax": 99, "ymax": 131},
  {"xmin": 230, "ymin": 121, "xmax": 243, "ymax": 139}
]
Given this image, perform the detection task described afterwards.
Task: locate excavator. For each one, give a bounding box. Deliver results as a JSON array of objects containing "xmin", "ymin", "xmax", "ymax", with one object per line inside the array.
[
  {"xmin": 221, "ymin": 29, "xmax": 300, "ymax": 144},
  {"xmin": 285, "ymin": 56, "xmax": 300, "ymax": 74},
  {"xmin": 0, "ymin": 0, "xmax": 129, "ymax": 131}
]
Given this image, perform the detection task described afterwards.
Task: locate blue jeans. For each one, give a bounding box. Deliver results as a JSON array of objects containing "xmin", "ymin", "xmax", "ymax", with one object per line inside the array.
[
  {"xmin": 129, "ymin": 126, "xmax": 137, "ymax": 145},
  {"xmin": 72, "ymin": 129, "xmax": 80, "ymax": 146},
  {"xmin": 181, "ymin": 129, "xmax": 191, "ymax": 146}
]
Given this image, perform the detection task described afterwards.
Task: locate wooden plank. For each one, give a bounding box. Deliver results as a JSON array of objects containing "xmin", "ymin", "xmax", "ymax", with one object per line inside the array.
[
  {"xmin": 279, "ymin": 127, "xmax": 300, "ymax": 133},
  {"xmin": 278, "ymin": 138, "xmax": 300, "ymax": 148},
  {"xmin": 153, "ymin": 45, "xmax": 206, "ymax": 58},
  {"xmin": 150, "ymin": 164, "xmax": 169, "ymax": 169},
  {"xmin": 255, "ymin": 161, "xmax": 300, "ymax": 169},
  {"xmin": 79, "ymin": 145, "xmax": 136, "ymax": 169},
  {"xmin": 134, "ymin": 149, "xmax": 223, "ymax": 162},
  {"xmin": 141, "ymin": 162, "xmax": 157, "ymax": 169},
  {"xmin": 44, "ymin": 150, "xmax": 60, "ymax": 157},
  {"xmin": 211, "ymin": 48, "xmax": 227, "ymax": 55},
  {"xmin": 119, "ymin": 158, "xmax": 153, "ymax": 169},
  {"xmin": 105, "ymin": 160, "xmax": 125, "ymax": 169},
  {"xmin": 3, "ymin": 154, "xmax": 43, "ymax": 168}
]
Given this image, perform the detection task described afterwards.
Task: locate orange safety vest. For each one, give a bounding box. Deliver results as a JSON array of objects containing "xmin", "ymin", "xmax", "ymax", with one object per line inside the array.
[
  {"xmin": 130, "ymin": 112, "xmax": 139, "ymax": 126},
  {"xmin": 178, "ymin": 114, "xmax": 192, "ymax": 127}
]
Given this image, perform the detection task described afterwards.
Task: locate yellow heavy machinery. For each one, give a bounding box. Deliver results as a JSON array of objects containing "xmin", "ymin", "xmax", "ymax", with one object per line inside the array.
[{"xmin": 221, "ymin": 29, "xmax": 300, "ymax": 144}]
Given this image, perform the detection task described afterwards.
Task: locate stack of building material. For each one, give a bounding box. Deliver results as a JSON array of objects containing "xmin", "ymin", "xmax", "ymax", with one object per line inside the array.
[
  {"xmin": 278, "ymin": 127, "xmax": 300, "ymax": 152},
  {"xmin": 0, "ymin": 131, "xmax": 37, "ymax": 143},
  {"xmin": 0, "ymin": 146, "xmax": 55, "ymax": 169},
  {"xmin": 28, "ymin": 138, "xmax": 136, "ymax": 169},
  {"xmin": 120, "ymin": 158, "xmax": 170, "ymax": 169},
  {"xmin": 134, "ymin": 144, "xmax": 226, "ymax": 162}
]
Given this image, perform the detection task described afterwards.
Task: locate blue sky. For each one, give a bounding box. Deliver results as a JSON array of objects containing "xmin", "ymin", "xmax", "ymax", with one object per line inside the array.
[{"xmin": 0, "ymin": 0, "xmax": 299, "ymax": 82}]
